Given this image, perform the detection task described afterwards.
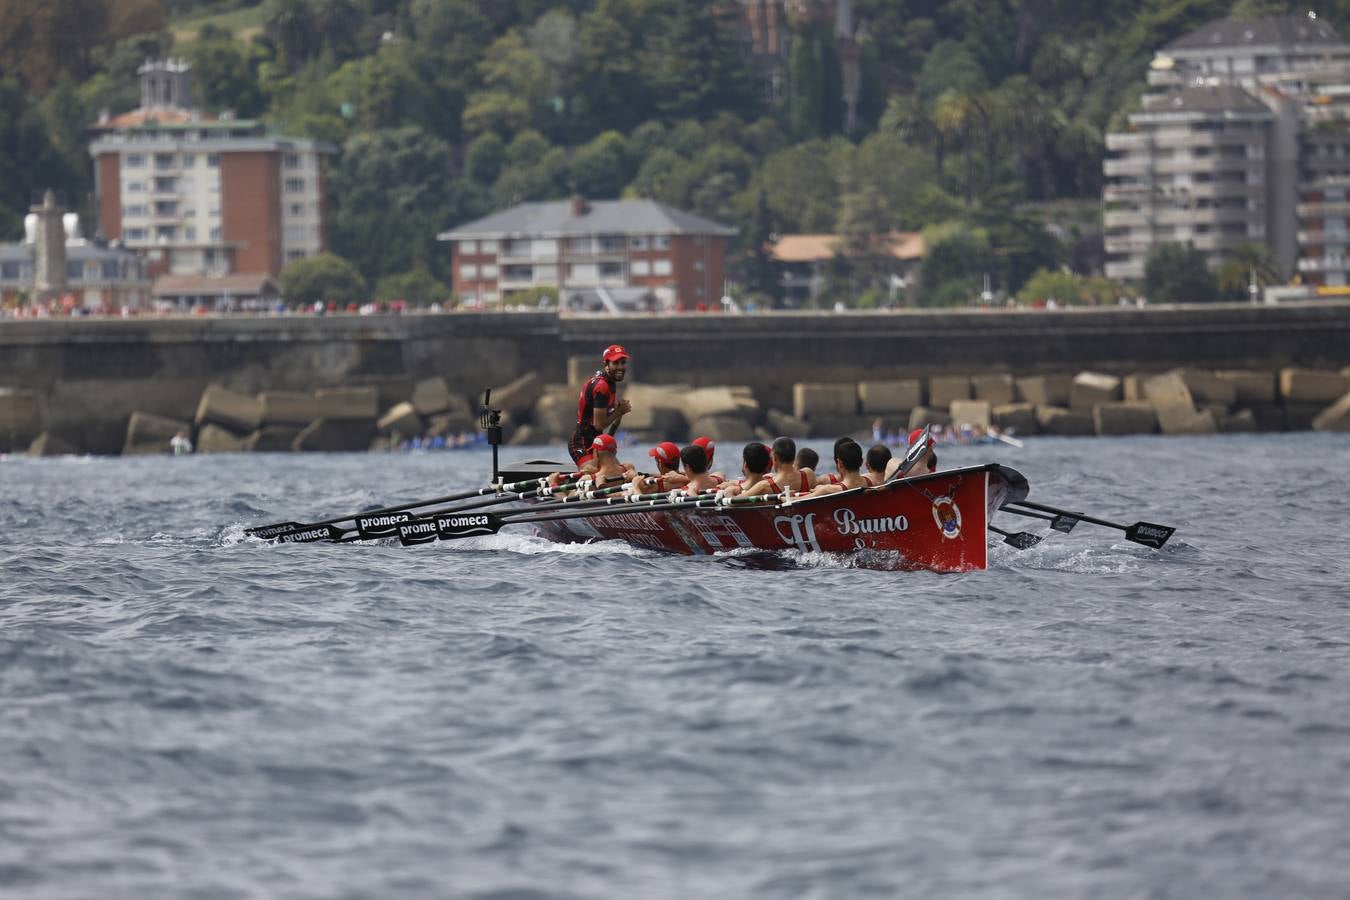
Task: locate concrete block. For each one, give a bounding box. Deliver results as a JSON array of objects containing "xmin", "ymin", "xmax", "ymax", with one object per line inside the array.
[
  {"xmin": 368, "ymin": 436, "xmax": 393, "ymax": 454},
  {"xmin": 1313, "ymin": 393, "xmax": 1350, "ymax": 431},
  {"xmin": 1250, "ymin": 405, "xmax": 1285, "ymax": 432},
  {"xmin": 426, "ymin": 412, "xmax": 476, "ymax": 438},
  {"xmin": 1284, "ymin": 402, "xmax": 1325, "ymax": 431},
  {"xmin": 1178, "ymin": 370, "xmax": 1236, "ymax": 407},
  {"xmin": 293, "ymin": 418, "xmax": 378, "ymax": 452},
  {"xmin": 971, "ymin": 374, "xmax": 1016, "ymax": 406},
  {"xmin": 1279, "ymin": 368, "xmax": 1350, "ymax": 404},
  {"xmin": 315, "ymin": 386, "xmax": 379, "ymax": 420},
  {"xmin": 858, "ymin": 379, "xmax": 923, "ymax": 414},
  {"xmin": 766, "ymin": 408, "xmax": 811, "ymax": 438},
  {"xmin": 258, "ymin": 390, "xmax": 320, "ymax": 425},
  {"xmin": 949, "ymin": 399, "xmax": 992, "ymax": 428},
  {"xmin": 689, "ymin": 414, "xmax": 755, "ymax": 442},
  {"xmin": 243, "ymin": 426, "xmax": 303, "ymax": 452},
  {"xmin": 508, "ymin": 424, "xmax": 537, "ymax": 446},
  {"xmin": 28, "ymin": 431, "xmax": 79, "ymax": 457},
  {"xmin": 0, "ymin": 388, "xmax": 44, "ymax": 451},
  {"xmin": 123, "ymin": 411, "xmax": 192, "ymax": 456},
  {"xmin": 491, "ymin": 372, "xmax": 545, "ymax": 419},
  {"xmin": 195, "ymin": 385, "xmax": 262, "ymax": 432},
  {"xmin": 793, "ymin": 383, "xmax": 858, "ymax": 420},
  {"xmin": 410, "ymin": 377, "xmax": 454, "ymax": 416},
  {"xmin": 686, "ymin": 386, "xmax": 758, "ymax": 423},
  {"xmin": 992, "ymin": 402, "xmax": 1039, "ymax": 435},
  {"xmin": 1122, "ymin": 374, "xmax": 1150, "ymax": 403},
  {"xmin": 908, "ymin": 407, "xmax": 952, "ymax": 430},
  {"xmin": 623, "ymin": 384, "xmax": 691, "ymax": 436},
  {"xmin": 532, "ymin": 391, "xmax": 578, "ymax": 440},
  {"xmin": 378, "ymin": 401, "xmax": 423, "ymax": 436},
  {"xmin": 197, "ymin": 423, "xmax": 247, "ymax": 454},
  {"xmin": 808, "ymin": 414, "xmax": 873, "ymax": 439},
  {"xmin": 1222, "ymin": 409, "xmax": 1257, "ymax": 433},
  {"xmin": 1157, "ymin": 407, "xmax": 1218, "ymax": 435},
  {"xmin": 1036, "ymin": 406, "xmax": 1094, "ymax": 436},
  {"xmin": 1093, "ymin": 402, "xmax": 1157, "ymax": 436},
  {"xmin": 1214, "ymin": 370, "xmax": 1277, "ymax": 406},
  {"xmin": 927, "ymin": 375, "xmax": 971, "ymax": 408},
  {"xmin": 1142, "ymin": 370, "xmax": 1196, "ymax": 409},
  {"xmin": 568, "ymin": 355, "xmax": 601, "ymax": 386},
  {"xmin": 1015, "ymin": 375, "xmax": 1072, "ymax": 406},
  {"xmin": 1070, "ymin": 372, "xmax": 1122, "ymax": 410}
]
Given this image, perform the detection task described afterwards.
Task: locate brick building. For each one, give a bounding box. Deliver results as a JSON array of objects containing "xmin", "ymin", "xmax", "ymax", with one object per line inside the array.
[
  {"xmin": 87, "ymin": 59, "xmax": 333, "ymax": 305},
  {"xmin": 437, "ymin": 197, "xmax": 736, "ymax": 310}
]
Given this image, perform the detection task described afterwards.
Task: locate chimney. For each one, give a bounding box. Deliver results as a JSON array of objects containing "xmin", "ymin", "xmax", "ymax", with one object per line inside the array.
[{"xmin": 570, "ymin": 194, "xmax": 590, "ymax": 217}]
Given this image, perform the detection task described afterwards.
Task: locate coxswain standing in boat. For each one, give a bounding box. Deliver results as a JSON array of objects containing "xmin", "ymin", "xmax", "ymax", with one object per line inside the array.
[
  {"xmin": 569, "ymin": 344, "xmax": 631, "ymax": 465},
  {"xmin": 809, "ymin": 439, "xmax": 874, "ymax": 496},
  {"xmin": 631, "ymin": 441, "xmax": 689, "ymax": 496},
  {"xmin": 742, "ymin": 436, "xmax": 815, "ymax": 497}
]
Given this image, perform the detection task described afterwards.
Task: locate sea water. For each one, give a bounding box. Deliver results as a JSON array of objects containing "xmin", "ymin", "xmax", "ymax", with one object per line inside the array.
[{"xmin": 2, "ymin": 434, "xmax": 1348, "ymax": 899}]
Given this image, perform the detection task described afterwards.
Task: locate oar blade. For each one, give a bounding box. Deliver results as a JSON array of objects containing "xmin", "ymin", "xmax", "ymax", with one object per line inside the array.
[
  {"xmin": 355, "ymin": 511, "xmax": 416, "ymax": 540},
  {"xmin": 397, "ymin": 518, "xmax": 440, "ymax": 545},
  {"xmin": 1004, "ymin": 531, "xmax": 1042, "ymax": 550},
  {"xmin": 246, "ymin": 522, "xmax": 303, "ymax": 539},
  {"xmin": 274, "ymin": 523, "xmax": 345, "ymax": 544},
  {"xmin": 398, "ymin": 512, "xmax": 505, "ymax": 546},
  {"xmin": 1125, "ymin": 522, "xmax": 1175, "ymax": 550},
  {"xmin": 1050, "ymin": 514, "xmax": 1079, "ymax": 534}
]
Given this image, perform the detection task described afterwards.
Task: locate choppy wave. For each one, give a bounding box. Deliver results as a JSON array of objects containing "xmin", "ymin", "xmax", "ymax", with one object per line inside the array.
[{"xmin": 3, "ymin": 436, "xmax": 1350, "ymax": 898}]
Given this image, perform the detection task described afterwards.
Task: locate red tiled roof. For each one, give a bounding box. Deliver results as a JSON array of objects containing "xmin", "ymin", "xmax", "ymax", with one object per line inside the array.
[{"xmin": 769, "ymin": 231, "xmax": 925, "ymax": 263}]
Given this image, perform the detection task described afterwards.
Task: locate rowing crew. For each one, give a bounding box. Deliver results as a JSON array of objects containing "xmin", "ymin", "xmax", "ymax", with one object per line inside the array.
[{"xmin": 549, "ymin": 429, "xmax": 938, "ymax": 502}]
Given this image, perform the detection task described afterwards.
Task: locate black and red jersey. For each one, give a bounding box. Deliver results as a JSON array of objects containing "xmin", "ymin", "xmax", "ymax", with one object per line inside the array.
[{"xmin": 576, "ymin": 370, "xmax": 617, "ymax": 427}]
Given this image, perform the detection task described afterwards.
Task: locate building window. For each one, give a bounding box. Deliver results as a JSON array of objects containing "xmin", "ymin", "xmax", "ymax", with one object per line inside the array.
[
  {"xmin": 652, "ymin": 259, "xmax": 672, "ymax": 276},
  {"xmin": 654, "ymin": 235, "xmax": 672, "ymax": 249},
  {"xmin": 289, "ymin": 203, "xmax": 304, "ymax": 215},
  {"xmin": 68, "ymin": 262, "xmax": 83, "ymax": 279},
  {"xmin": 461, "ymin": 240, "xmax": 478, "ymax": 254},
  {"xmin": 154, "ymin": 176, "xmax": 176, "ymax": 192},
  {"xmin": 479, "ymin": 239, "xmax": 498, "ymax": 253},
  {"xmin": 598, "ymin": 235, "xmax": 625, "ymax": 252},
  {"xmin": 123, "ymin": 204, "xmax": 147, "ymax": 217},
  {"xmin": 209, "ymin": 207, "xmax": 220, "ymax": 218},
  {"xmin": 287, "ymin": 249, "xmax": 306, "ymax": 261},
  {"xmin": 101, "ymin": 260, "xmax": 119, "ymax": 278},
  {"xmin": 460, "ymin": 264, "xmax": 479, "ymax": 279},
  {"xmin": 154, "ymin": 153, "xmax": 175, "ymax": 168},
  {"xmin": 185, "ymin": 226, "xmax": 197, "ymax": 241},
  {"xmin": 125, "ymin": 228, "xmax": 147, "ymax": 240},
  {"xmin": 182, "ymin": 154, "xmax": 195, "ymax": 166},
  {"xmin": 209, "ymin": 226, "xmax": 221, "ymax": 240},
  {"xmin": 127, "ymin": 181, "xmax": 145, "ymax": 193},
  {"xmin": 207, "ymin": 154, "xmax": 220, "ymax": 167},
  {"xmin": 284, "ymin": 153, "xmax": 301, "ymax": 169},
  {"xmin": 285, "ymin": 225, "xmax": 306, "ymax": 242},
  {"xmin": 600, "ymin": 261, "xmax": 624, "ymax": 278},
  {"xmin": 629, "ymin": 236, "xmax": 649, "ymax": 250},
  {"xmin": 156, "ymin": 226, "xmax": 176, "ymax": 240},
  {"xmin": 694, "ymin": 259, "xmax": 704, "ymax": 271},
  {"xmin": 631, "ymin": 260, "xmax": 650, "ymax": 276},
  {"xmin": 126, "ymin": 154, "xmax": 145, "ymax": 167},
  {"xmin": 155, "ymin": 201, "xmax": 177, "ymax": 215},
  {"xmin": 1, "ymin": 261, "xmax": 20, "ymax": 279},
  {"xmin": 480, "ymin": 264, "xmax": 498, "ymax": 279},
  {"xmin": 285, "ymin": 177, "xmax": 305, "ymax": 193}
]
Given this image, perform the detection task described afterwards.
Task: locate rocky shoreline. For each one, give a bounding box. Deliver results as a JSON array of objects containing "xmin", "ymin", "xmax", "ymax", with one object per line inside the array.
[{"xmin": 4, "ymin": 364, "xmax": 1349, "ymax": 458}]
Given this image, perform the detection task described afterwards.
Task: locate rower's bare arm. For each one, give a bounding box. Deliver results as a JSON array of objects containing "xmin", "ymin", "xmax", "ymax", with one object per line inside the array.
[
  {"xmin": 743, "ymin": 480, "xmax": 773, "ymax": 497},
  {"xmin": 810, "ymin": 483, "xmax": 844, "ymax": 497}
]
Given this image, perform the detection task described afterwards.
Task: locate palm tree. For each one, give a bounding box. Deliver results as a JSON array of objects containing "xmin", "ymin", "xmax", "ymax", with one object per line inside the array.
[
  {"xmin": 881, "ymin": 94, "xmax": 946, "ymax": 185},
  {"xmin": 933, "ymin": 88, "xmax": 988, "ymax": 205},
  {"xmin": 1217, "ymin": 244, "xmax": 1280, "ymax": 301}
]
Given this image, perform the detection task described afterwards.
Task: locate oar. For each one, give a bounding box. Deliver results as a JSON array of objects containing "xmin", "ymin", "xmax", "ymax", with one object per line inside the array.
[
  {"xmin": 885, "ymin": 427, "xmax": 934, "ymax": 482},
  {"xmin": 999, "ymin": 505, "xmax": 1078, "ymax": 533},
  {"xmin": 989, "ymin": 525, "xmax": 1042, "ymax": 550},
  {"xmin": 396, "ymin": 492, "xmax": 786, "ymax": 546},
  {"xmin": 270, "ymin": 475, "xmax": 626, "ymax": 544},
  {"xmin": 1006, "ymin": 499, "xmax": 1175, "ymax": 549},
  {"xmin": 245, "ymin": 474, "xmax": 559, "ymax": 539}
]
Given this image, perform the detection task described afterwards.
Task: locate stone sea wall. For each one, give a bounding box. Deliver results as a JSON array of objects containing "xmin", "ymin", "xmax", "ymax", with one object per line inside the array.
[{"xmin": 2, "ymin": 302, "xmax": 1350, "ymax": 455}]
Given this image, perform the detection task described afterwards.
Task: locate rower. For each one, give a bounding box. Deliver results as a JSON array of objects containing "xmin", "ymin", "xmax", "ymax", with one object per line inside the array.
[
  {"xmin": 865, "ymin": 443, "xmax": 892, "ymax": 483},
  {"xmin": 679, "ymin": 443, "xmax": 720, "ymax": 495},
  {"xmin": 810, "ymin": 439, "xmax": 874, "ymax": 495},
  {"xmin": 795, "ymin": 447, "xmax": 819, "ymax": 472},
  {"xmin": 885, "ymin": 429, "xmax": 938, "ymax": 480},
  {"xmin": 717, "ymin": 442, "xmax": 771, "ymax": 498},
  {"xmin": 743, "ymin": 436, "xmax": 813, "ymax": 497},
  {"xmin": 568, "ymin": 344, "xmax": 632, "ymax": 465},
  {"xmin": 691, "ymin": 435, "xmax": 726, "ymax": 483},
  {"xmin": 632, "ymin": 440, "xmax": 689, "ymax": 495},
  {"xmin": 548, "ymin": 433, "xmax": 633, "ymax": 493}
]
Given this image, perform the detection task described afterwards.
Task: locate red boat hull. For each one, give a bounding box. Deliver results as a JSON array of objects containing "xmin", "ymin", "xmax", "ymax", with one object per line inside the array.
[{"xmin": 519, "ymin": 464, "xmax": 1027, "ymax": 572}]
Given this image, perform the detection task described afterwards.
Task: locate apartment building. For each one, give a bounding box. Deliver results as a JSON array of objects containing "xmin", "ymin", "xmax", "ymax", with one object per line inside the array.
[
  {"xmin": 1104, "ymin": 86, "xmax": 1274, "ymax": 281},
  {"xmin": 87, "ymin": 60, "xmax": 333, "ymax": 302},
  {"xmin": 1105, "ymin": 14, "xmax": 1350, "ymax": 283},
  {"xmin": 437, "ymin": 197, "xmax": 735, "ymax": 310}
]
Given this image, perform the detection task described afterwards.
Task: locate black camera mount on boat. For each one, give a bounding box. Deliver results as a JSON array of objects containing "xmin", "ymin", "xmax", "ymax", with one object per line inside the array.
[{"xmin": 480, "ymin": 389, "xmax": 503, "ymax": 482}]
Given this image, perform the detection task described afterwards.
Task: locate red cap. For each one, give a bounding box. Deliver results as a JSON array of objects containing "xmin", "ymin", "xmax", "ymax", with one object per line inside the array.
[
  {"xmin": 602, "ymin": 344, "xmax": 629, "ymax": 362},
  {"xmin": 591, "ymin": 433, "xmax": 618, "ymax": 454},
  {"xmin": 908, "ymin": 428, "xmax": 926, "ymax": 446},
  {"xmin": 649, "ymin": 441, "xmax": 680, "ymax": 463},
  {"xmin": 692, "ymin": 435, "xmax": 715, "ymax": 462}
]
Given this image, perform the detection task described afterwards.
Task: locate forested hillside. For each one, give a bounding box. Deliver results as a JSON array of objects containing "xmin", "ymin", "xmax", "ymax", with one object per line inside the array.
[{"xmin": 2, "ymin": 0, "xmax": 1343, "ymax": 305}]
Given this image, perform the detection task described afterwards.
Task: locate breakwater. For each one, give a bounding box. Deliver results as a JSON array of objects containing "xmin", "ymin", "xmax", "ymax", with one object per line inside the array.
[{"xmin": 3, "ymin": 302, "xmax": 1350, "ymax": 453}]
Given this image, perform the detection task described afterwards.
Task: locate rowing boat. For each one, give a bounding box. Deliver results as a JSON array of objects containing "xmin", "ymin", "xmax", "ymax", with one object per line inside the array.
[{"xmin": 496, "ymin": 462, "xmax": 1029, "ymax": 572}]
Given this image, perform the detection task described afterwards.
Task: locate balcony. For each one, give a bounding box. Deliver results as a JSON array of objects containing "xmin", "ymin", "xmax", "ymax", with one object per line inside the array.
[
  {"xmin": 1298, "ymin": 256, "xmax": 1350, "ymax": 272},
  {"xmin": 1298, "ymin": 201, "xmax": 1350, "ymax": 216},
  {"xmin": 1103, "ymin": 158, "xmax": 1154, "ymax": 176},
  {"xmin": 1105, "ymin": 133, "xmax": 1150, "ymax": 151},
  {"xmin": 1297, "ymin": 229, "xmax": 1350, "ymax": 244},
  {"xmin": 1103, "ymin": 210, "xmax": 1152, "ymax": 227}
]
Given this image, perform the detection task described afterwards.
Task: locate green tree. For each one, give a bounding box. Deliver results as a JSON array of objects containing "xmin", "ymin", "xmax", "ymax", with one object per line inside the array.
[
  {"xmin": 374, "ymin": 267, "xmax": 451, "ymax": 306},
  {"xmin": 919, "ymin": 221, "xmax": 994, "ymax": 307},
  {"xmin": 188, "ymin": 32, "xmax": 266, "ymax": 117},
  {"xmin": 263, "ymin": 0, "xmax": 316, "ymax": 72},
  {"xmin": 1144, "ymin": 243, "xmax": 1220, "ymax": 304},
  {"xmin": 0, "ymin": 0, "xmax": 110, "ymax": 92},
  {"xmin": 0, "ymin": 78, "xmax": 82, "ymax": 240},
  {"xmin": 464, "ymin": 131, "xmax": 505, "ymax": 185},
  {"xmin": 280, "ymin": 253, "xmax": 368, "ymax": 304},
  {"xmin": 1216, "ymin": 243, "xmax": 1281, "ymax": 301},
  {"xmin": 643, "ymin": 0, "xmax": 760, "ymax": 123},
  {"xmin": 1017, "ymin": 268, "xmax": 1123, "ymax": 306},
  {"xmin": 463, "ymin": 29, "xmax": 549, "ymax": 137},
  {"xmin": 568, "ymin": 130, "xmax": 630, "ymax": 198}
]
